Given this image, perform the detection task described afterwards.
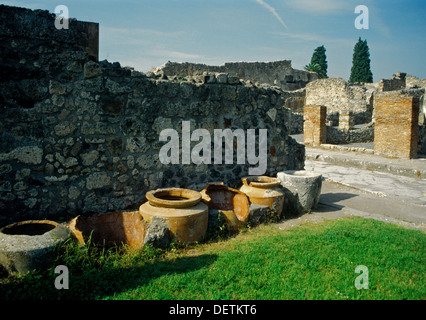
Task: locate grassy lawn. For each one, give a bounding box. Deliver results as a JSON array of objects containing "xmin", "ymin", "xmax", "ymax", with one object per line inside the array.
[{"xmin": 1, "ymin": 217, "xmax": 424, "ymax": 300}]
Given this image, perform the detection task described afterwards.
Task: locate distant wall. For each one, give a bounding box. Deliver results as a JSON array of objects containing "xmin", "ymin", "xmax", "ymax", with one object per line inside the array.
[
  {"xmin": 305, "ymin": 78, "xmax": 373, "ymax": 124},
  {"xmin": 155, "ymin": 60, "xmax": 318, "ymax": 91},
  {"xmin": 326, "ymin": 124, "xmax": 374, "ymax": 145},
  {"xmin": 377, "ymin": 72, "xmax": 406, "ymax": 92}
]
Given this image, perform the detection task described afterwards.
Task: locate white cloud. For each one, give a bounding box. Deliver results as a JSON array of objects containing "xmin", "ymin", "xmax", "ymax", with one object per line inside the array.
[
  {"xmin": 255, "ymin": 0, "xmax": 288, "ymax": 30},
  {"xmin": 149, "ymin": 49, "xmax": 204, "ymax": 61},
  {"xmin": 272, "ymin": 31, "xmax": 353, "ymax": 47},
  {"xmin": 285, "ymin": 0, "xmax": 352, "ymax": 15}
]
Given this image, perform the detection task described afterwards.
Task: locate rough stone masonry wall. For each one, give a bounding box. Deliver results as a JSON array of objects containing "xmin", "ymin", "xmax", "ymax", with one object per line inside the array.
[
  {"xmin": 155, "ymin": 60, "xmax": 318, "ymax": 91},
  {"xmin": 305, "ymin": 78, "xmax": 373, "ymax": 125},
  {"xmin": 326, "ymin": 123, "xmax": 374, "ymax": 145},
  {"xmin": 377, "ymin": 72, "xmax": 406, "ymax": 92},
  {"xmin": 0, "ymin": 5, "xmax": 305, "ymax": 226}
]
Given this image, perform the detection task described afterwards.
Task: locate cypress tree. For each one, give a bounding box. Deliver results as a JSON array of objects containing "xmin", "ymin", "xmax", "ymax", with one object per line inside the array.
[
  {"xmin": 349, "ymin": 37, "xmax": 373, "ymax": 83},
  {"xmin": 309, "ymin": 45, "xmax": 328, "ymax": 78}
]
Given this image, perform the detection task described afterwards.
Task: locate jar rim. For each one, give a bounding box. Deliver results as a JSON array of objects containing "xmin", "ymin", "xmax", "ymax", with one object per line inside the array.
[{"xmin": 146, "ymin": 188, "xmax": 202, "ymax": 208}]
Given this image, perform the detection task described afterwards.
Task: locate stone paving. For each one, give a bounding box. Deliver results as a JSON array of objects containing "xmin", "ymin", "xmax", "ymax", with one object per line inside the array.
[
  {"xmin": 277, "ymin": 142, "xmax": 426, "ymax": 232},
  {"xmin": 305, "ymin": 160, "xmax": 426, "ymax": 207}
]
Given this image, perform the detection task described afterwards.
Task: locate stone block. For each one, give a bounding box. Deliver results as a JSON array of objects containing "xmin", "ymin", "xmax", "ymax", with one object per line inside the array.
[
  {"xmin": 84, "ymin": 61, "xmax": 102, "ymax": 79},
  {"xmin": 86, "ymin": 172, "xmax": 112, "ymax": 190},
  {"xmin": 216, "ymin": 73, "xmax": 228, "ymax": 84},
  {"xmin": 80, "ymin": 150, "xmax": 99, "ymax": 166},
  {"xmin": 0, "ymin": 146, "xmax": 43, "ymax": 165},
  {"xmin": 143, "ymin": 216, "xmax": 171, "ymax": 249},
  {"xmin": 228, "ymin": 76, "xmax": 240, "ymax": 85},
  {"xmin": 54, "ymin": 122, "xmax": 77, "ymax": 137},
  {"xmin": 49, "ymin": 80, "xmax": 66, "ymax": 95},
  {"xmin": 248, "ymin": 203, "xmax": 269, "ymax": 226}
]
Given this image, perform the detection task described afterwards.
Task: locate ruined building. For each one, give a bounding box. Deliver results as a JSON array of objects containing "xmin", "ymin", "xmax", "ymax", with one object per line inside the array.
[
  {"xmin": 303, "ymin": 73, "xmax": 425, "ymax": 157},
  {"xmin": 0, "ymin": 5, "xmax": 305, "ymax": 225}
]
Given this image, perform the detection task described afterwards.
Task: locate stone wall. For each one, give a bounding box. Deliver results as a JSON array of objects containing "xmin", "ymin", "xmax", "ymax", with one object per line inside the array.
[
  {"xmin": 326, "ymin": 123, "xmax": 374, "ymax": 145},
  {"xmin": 0, "ymin": 5, "xmax": 305, "ymax": 226},
  {"xmin": 406, "ymin": 75, "xmax": 426, "ymax": 90},
  {"xmin": 377, "ymin": 72, "xmax": 406, "ymax": 92},
  {"xmin": 155, "ymin": 60, "xmax": 318, "ymax": 91},
  {"xmin": 305, "ymin": 78, "xmax": 373, "ymax": 125},
  {"xmin": 0, "ymin": 4, "xmax": 99, "ymax": 61}
]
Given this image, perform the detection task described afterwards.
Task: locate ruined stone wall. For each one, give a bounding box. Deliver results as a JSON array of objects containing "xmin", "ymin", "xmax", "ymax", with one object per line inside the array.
[
  {"xmin": 305, "ymin": 78, "xmax": 373, "ymax": 124},
  {"xmin": 377, "ymin": 72, "xmax": 406, "ymax": 92},
  {"xmin": 155, "ymin": 60, "xmax": 318, "ymax": 91},
  {"xmin": 326, "ymin": 124, "xmax": 374, "ymax": 145},
  {"xmin": 0, "ymin": 5, "xmax": 304, "ymax": 226},
  {"xmin": 406, "ymin": 75, "xmax": 426, "ymax": 89}
]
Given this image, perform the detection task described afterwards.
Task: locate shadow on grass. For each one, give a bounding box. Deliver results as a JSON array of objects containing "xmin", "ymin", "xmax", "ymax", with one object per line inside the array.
[{"xmin": 0, "ymin": 253, "xmax": 218, "ymax": 300}]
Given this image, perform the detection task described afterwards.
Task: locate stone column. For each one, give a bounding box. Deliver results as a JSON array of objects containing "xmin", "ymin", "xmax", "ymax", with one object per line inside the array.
[
  {"xmin": 339, "ymin": 111, "xmax": 354, "ymax": 130},
  {"xmin": 374, "ymin": 92, "xmax": 419, "ymax": 159},
  {"xmin": 303, "ymin": 105, "xmax": 327, "ymax": 147}
]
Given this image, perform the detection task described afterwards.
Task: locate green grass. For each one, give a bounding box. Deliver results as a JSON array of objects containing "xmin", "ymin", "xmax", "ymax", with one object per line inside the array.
[{"xmin": 1, "ymin": 217, "xmax": 424, "ymax": 300}]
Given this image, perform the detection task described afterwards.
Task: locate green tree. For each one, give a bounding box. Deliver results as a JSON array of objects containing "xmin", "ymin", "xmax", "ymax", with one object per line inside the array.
[
  {"xmin": 349, "ymin": 37, "xmax": 373, "ymax": 83},
  {"xmin": 308, "ymin": 45, "xmax": 328, "ymax": 78}
]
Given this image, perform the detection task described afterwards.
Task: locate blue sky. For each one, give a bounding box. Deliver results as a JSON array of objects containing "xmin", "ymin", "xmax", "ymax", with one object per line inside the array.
[{"xmin": 3, "ymin": 0, "xmax": 426, "ymax": 81}]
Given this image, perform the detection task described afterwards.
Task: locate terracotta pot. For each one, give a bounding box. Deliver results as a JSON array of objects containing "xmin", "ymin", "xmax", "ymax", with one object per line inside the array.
[
  {"xmin": 67, "ymin": 210, "xmax": 147, "ymax": 249},
  {"xmin": 0, "ymin": 220, "xmax": 70, "ymax": 275},
  {"xmin": 239, "ymin": 176, "xmax": 285, "ymax": 218},
  {"xmin": 200, "ymin": 182, "xmax": 250, "ymax": 231},
  {"xmin": 139, "ymin": 188, "xmax": 208, "ymax": 244}
]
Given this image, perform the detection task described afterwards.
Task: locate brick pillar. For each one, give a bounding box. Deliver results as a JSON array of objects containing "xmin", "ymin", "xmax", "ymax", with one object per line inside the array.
[
  {"xmin": 374, "ymin": 92, "xmax": 419, "ymax": 159},
  {"xmin": 339, "ymin": 111, "xmax": 354, "ymax": 130},
  {"xmin": 303, "ymin": 105, "xmax": 327, "ymax": 147}
]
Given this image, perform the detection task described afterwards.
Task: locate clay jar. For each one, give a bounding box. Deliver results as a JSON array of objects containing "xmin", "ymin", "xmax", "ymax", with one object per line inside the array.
[
  {"xmin": 239, "ymin": 176, "xmax": 285, "ymax": 218},
  {"xmin": 200, "ymin": 182, "xmax": 250, "ymax": 231},
  {"xmin": 67, "ymin": 210, "xmax": 147, "ymax": 249},
  {"xmin": 139, "ymin": 188, "xmax": 208, "ymax": 244}
]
